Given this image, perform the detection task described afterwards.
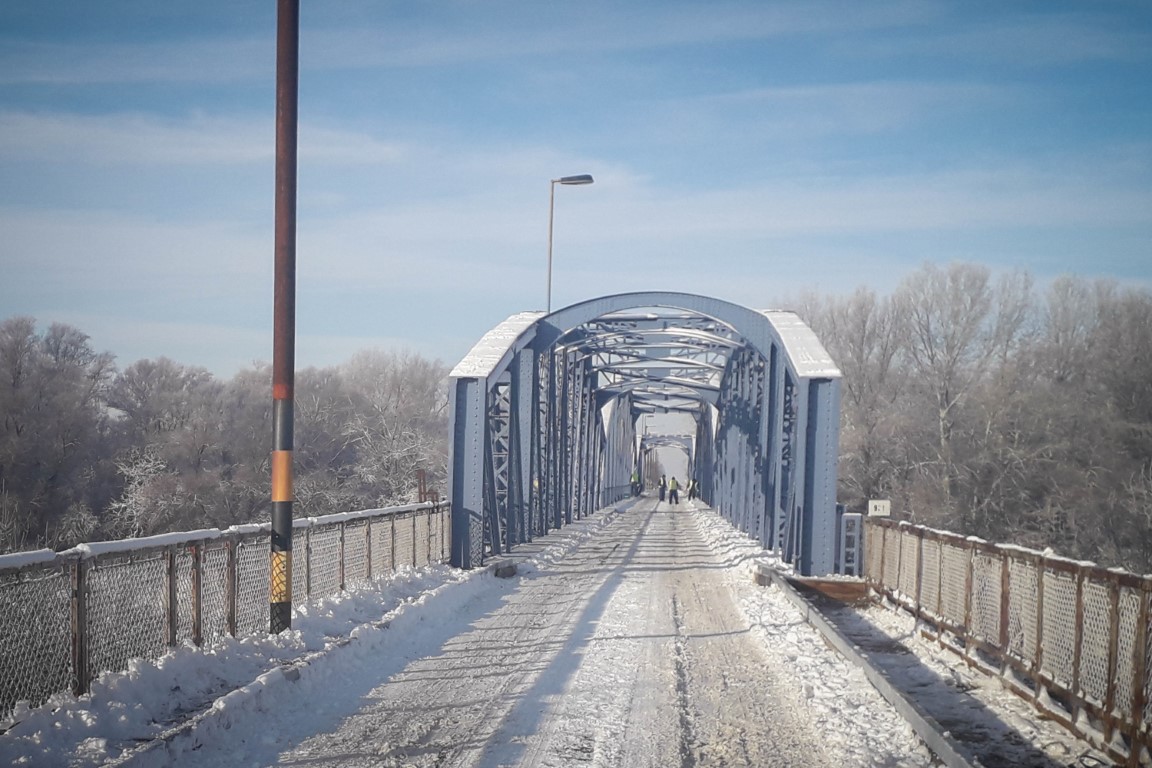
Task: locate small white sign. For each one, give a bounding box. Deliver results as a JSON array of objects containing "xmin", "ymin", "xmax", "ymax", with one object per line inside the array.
[{"xmin": 868, "ymin": 499, "xmax": 891, "ymax": 517}]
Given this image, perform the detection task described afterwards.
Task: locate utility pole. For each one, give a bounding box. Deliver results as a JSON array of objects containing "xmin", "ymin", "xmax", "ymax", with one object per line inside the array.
[{"xmin": 270, "ymin": 0, "xmax": 299, "ymax": 634}]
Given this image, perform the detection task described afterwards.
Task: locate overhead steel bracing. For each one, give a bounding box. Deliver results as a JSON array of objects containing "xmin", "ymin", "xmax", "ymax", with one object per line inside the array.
[{"xmin": 448, "ymin": 292, "xmax": 843, "ymax": 575}]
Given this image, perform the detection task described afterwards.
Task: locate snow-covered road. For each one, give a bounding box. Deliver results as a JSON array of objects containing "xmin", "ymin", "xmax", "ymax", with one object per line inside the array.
[
  {"xmin": 270, "ymin": 499, "xmax": 835, "ymax": 767},
  {"xmin": 156, "ymin": 497, "xmax": 930, "ymax": 768}
]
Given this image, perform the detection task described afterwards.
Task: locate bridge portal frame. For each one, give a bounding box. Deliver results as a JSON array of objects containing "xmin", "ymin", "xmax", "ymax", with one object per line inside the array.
[{"xmin": 448, "ymin": 292, "xmax": 842, "ymax": 575}]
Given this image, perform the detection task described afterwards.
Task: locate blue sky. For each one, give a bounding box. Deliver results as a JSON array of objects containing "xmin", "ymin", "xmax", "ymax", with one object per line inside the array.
[{"xmin": 2, "ymin": 1, "xmax": 1150, "ymax": 376}]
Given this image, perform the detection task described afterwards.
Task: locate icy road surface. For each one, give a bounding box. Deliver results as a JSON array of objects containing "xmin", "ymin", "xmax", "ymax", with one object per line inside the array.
[
  {"xmin": 182, "ymin": 498, "xmax": 931, "ymax": 768},
  {"xmin": 277, "ymin": 502, "xmax": 830, "ymax": 767}
]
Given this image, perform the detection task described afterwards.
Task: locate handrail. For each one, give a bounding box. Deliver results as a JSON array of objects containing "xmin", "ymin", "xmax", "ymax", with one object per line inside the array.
[
  {"xmin": 864, "ymin": 517, "xmax": 1150, "ymax": 767},
  {"xmin": 0, "ymin": 501, "xmax": 452, "ymax": 721}
]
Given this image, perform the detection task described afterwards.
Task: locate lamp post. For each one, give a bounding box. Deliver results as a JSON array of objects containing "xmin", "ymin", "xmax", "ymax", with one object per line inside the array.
[{"xmin": 546, "ymin": 174, "xmax": 594, "ymax": 313}]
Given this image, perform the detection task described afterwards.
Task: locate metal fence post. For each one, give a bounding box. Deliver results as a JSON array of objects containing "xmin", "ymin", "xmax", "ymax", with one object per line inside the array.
[
  {"xmin": 412, "ymin": 512, "xmax": 418, "ymax": 567},
  {"xmin": 895, "ymin": 523, "xmax": 905, "ymax": 600},
  {"xmin": 439, "ymin": 505, "xmax": 444, "ymax": 560},
  {"xmin": 935, "ymin": 534, "xmax": 944, "ymax": 618},
  {"xmin": 877, "ymin": 520, "xmax": 887, "ymax": 590},
  {"xmin": 70, "ymin": 557, "xmax": 89, "ymax": 697},
  {"xmin": 226, "ymin": 539, "xmax": 237, "ymax": 638},
  {"xmin": 1033, "ymin": 553, "xmax": 1045, "ymax": 707},
  {"xmin": 191, "ymin": 543, "xmax": 203, "ymax": 647},
  {"xmin": 1129, "ymin": 584, "xmax": 1149, "ymax": 768},
  {"xmin": 365, "ymin": 518, "xmax": 373, "ymax": 581},
  {"xmin": 998, "ymin": 549, "xmax": 1011, "ymax": 656},
  {"xmin": 1071, "ymin": 564, "xmax": 1086, "ymax": 718},
  {"xmin": 166, "ymin": 547, "xmax": 178, "ymax": 647},
  {"xmin": 1103, "ymin": 573, "xmax": 1121, "ymax": 745},
  {"xmin": 913, "ymin": 526, "xmax": 923, "ymax": 615},
  {"xmin": 338, "ymin": 521, "xmax": 346, "ymax": 592},
  {"xmin": 437, "ymin": 504, "xmax": 443, "ymax": 562},
  {"xmin": 963, "ymin": 538, "xmax": 975, "ymax": 659},
  {"xmin": 304, "ymin": 526, "xmax": 312, "ymax": 598}
]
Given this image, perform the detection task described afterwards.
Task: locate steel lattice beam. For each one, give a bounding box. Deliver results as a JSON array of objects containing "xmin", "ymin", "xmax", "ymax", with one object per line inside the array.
[{"xmin": 448, "ymin": 293, "xmax": 842, "ymax": 576}]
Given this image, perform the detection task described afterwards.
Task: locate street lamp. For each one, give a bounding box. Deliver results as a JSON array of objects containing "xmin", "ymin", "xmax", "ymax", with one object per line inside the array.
[{"xmin": 547, "ymin": 174, "xmax": 594, "ymax": 313}]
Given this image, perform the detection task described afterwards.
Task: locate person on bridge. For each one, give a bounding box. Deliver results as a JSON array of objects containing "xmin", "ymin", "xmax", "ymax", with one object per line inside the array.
[
  {"xmin": 658, "ymin": 475, "xmax": 666, "ymax": 502},
  {"xmin": 687, "ymin": 477, "xmax": 698, "ymax": 501},
  {"xmin": 668, "ymin": 476, "xmax": 679, "ymax": 505},
  {"xmin": 631, "ymin": 470, "xmax": 641, "ymax": 496}
]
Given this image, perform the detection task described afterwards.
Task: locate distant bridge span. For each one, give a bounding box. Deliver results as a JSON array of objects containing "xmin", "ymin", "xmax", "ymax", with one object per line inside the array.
[{"xmin": 447, "ymin": 292, "xmax": 843, "ymax": 575}]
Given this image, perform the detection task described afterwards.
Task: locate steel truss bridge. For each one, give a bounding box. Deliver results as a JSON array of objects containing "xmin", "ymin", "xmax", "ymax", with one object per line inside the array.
[{"xmin": 448, "ymin": 292, "xmax": 844, "ymax": 576}]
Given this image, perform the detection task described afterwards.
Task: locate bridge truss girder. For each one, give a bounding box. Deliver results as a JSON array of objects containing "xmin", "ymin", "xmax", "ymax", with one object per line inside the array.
[{"xmin": 448, "ymin": 292, "xmax": 842, "ymax": 575}]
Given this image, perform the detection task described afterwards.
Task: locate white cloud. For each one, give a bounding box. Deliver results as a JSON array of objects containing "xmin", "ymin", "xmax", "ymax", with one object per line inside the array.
[
  {"xmin": 698, "ymin": 80, "xmax": 1017, "ymax": 137},
  {"xmin": 0, "ymin": 112, "xmax": 269, "ymax": 165},
  {"xmin": 527, "ymin": 163, "xmax": 1152, "ymax": 244},
  {"xmin": 0, "ymin": 38, "xmax": 271, "ymax": 85},
  {"xmin": 301, "ymin": 1, "xmax": 939, "ymax": 70},
  {"xmin": 0, "ymin": 208, "xmax": 268, "ymax": 281},
  {"xmin": 5, "ymin": 142, "xmax": 1147, "ymax": 294},
  {"xmin": 0, "ymin": 112, "xmax": 404, "ymax": 167},
  {"xmin": 0, "ymin": 1, "xmax": 945, "ymax": 89},
  {"xmin": 884, "ymin": 14, "xmax": 1152, "ymax": 67}
]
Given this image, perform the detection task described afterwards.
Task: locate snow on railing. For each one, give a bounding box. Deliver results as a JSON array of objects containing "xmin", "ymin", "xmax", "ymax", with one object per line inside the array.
[
  {"xmin": 0, "ymin": 501, "xmax": 451, "ymax": 721},
  {"xmin": 864, "ymin": 518, "xmax": 1150, "ymax": 767}
]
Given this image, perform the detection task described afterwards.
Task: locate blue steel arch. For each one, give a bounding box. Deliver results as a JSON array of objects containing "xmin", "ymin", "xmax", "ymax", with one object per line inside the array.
[{"xmin": 448, "ymin": 291, "xmax": 842, "ymax": 575}]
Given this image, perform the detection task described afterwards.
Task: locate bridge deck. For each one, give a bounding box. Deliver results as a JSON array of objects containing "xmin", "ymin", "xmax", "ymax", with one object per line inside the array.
[{"xmin": 178, "ymin": 499, "xmax": 927, "ymax": 767}]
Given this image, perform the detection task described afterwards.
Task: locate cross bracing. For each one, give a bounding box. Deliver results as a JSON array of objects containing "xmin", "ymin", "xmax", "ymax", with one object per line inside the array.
[{"xmin": 448, "ymin": 292, "xmax": 843, "ymax": 575}]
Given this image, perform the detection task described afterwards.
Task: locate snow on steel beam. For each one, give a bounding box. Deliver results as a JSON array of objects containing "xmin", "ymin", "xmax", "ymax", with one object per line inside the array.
[
  {"xmin": 758, "ymin": 310, "xmax": 841, "ymax": 380},
  {"xmin": 450, "ymin": 311, "xmax": 543, "ymax": 383}
]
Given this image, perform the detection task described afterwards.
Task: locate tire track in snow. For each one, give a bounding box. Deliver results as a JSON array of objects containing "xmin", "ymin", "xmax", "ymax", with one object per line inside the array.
[
  {"xmin": 667, "ymin": 504, "xmax": 833, "ymax": 768},
  {"xmin": 671, "ymin": 593, "xmax": 698, "ymax": 768}
]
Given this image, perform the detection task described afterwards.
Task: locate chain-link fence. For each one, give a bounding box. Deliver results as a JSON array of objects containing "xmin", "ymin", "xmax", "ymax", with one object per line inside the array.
[
  {"xmin": 865, "ymin": 518, "xmax": 1150, "ymax": 768},
  {"xmin": 0, "ymin": 502, "xmax": 451, "ymax": 721}
]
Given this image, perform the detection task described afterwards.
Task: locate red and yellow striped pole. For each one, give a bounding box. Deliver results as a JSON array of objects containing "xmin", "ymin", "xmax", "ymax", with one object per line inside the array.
[{"xmin": 270, "ymin": 0, "xmax": 298, "ymax": 635}]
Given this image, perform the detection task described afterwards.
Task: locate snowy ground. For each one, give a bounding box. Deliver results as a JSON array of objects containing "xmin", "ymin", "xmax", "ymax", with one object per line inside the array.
[{"xmin": 0, "ymin": 499, "xmax": 1113, "ymax": 767}]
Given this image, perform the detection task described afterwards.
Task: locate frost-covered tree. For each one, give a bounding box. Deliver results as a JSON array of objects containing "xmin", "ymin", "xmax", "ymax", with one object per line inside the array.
[
  {"xmin": 812, "ymin": 287, "xmax": 908, "ymax": 511},
  {"xmin": 891, "ymin": 263, "xmax": 1032, "ymax": 527},
  {"xmin": 339, "ymin": 350, "xmax": 449, "ymax": 507},
  {"xmin": 0, "ymin": 318, "xmax": 114, "ymax": 552}
]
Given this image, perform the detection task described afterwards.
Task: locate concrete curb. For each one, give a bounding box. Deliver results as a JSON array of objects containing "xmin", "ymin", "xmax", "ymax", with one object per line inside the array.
[{"xmin": 755, "ymin": 564, "xmax": 978, "ymax": 768}]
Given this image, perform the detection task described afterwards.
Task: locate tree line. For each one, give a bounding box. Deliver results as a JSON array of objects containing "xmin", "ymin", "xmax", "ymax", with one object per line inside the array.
[
  {"xmin": 0, "ymin": 317, "xmax": 449, "ymax": 554},
  {"xmin": 799, "ymin": 263, "xmax": 1152, "ymax": 574},
  {"xmin": 3, "ymin": 261, "xmax": 1151, "ymax": 573}
]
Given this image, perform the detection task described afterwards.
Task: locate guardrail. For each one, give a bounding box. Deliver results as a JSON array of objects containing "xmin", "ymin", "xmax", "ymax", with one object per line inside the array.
[
  {"xmin": 864, "ymin": 518, "xmax": 1150, "ymax": 767},
  {"xmin": 0, "ymin": 502, "xmax": 450, "ymax": 721}
]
